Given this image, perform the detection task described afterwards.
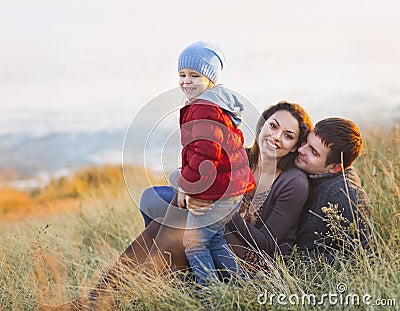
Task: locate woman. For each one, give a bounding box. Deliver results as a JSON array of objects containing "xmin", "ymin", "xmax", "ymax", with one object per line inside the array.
[{"xmin": 40, "ymin": 102, "xmax": 312, "ymax": 310}]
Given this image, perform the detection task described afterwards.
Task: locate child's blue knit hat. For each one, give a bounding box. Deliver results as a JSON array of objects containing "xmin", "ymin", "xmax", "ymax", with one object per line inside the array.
[{"xmin": 178, "ymin": 41, "xmax": 225, "ymax": 83}]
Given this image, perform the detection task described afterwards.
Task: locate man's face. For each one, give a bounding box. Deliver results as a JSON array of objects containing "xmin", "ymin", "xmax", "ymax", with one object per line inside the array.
[{"xmin": 295, "ymin": 131, "xmax": 338, "ymax": 175}]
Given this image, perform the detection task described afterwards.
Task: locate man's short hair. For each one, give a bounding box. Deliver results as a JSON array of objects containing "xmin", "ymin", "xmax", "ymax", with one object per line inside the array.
[{"xmin": 314, "ymin": 117, "xmax": 362, "ymax": 168}]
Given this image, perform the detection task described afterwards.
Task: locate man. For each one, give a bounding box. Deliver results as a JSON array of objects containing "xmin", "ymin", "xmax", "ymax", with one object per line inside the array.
[{"xmin": 294, "ymin": 117, "xmax": 372, "ymax": 260}]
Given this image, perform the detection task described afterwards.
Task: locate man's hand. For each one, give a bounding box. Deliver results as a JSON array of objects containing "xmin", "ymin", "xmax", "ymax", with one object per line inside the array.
[{"xmin": 187, "ymin": 197, "xmax": 214, "ymax": 216}]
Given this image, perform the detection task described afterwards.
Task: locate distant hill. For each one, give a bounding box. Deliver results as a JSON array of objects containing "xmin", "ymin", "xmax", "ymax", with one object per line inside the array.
[
  {"xmin": 0, "ymin": 130, "xmax": 126, "ymax": 179},
  {"xmin": 0, "ymin": 125, "xmax": 183, "ymax": 184}
]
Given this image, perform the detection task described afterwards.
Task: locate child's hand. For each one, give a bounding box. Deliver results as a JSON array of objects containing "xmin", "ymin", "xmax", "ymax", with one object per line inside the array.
[
  {"xmin": 177, "ymin": 191, "xmax": 187, "ymax": 208},
  {"xmin": 187, "ymin": 197, "xmax": 214, "ymax": 216}
]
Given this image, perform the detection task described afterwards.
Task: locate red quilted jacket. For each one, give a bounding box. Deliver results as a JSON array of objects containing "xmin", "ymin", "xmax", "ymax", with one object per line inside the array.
[{"xmin": 178, "ymin": 99, "xmax": 255, "ymax": 200}]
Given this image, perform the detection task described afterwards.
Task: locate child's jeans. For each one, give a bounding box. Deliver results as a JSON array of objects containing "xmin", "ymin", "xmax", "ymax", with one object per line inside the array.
[{"xmin": 183, "ymin": 196, "xmax": 244, "ymax": 285}]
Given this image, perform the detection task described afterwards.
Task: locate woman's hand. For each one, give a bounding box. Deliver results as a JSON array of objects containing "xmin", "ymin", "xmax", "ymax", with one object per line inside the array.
[
  {"xmin": 177, "ymin": 191, "xmax": 187, "ymax": 208},
  {"xmin": 186, "ymin": 197, "xmax": 214, "ymax": 216}
]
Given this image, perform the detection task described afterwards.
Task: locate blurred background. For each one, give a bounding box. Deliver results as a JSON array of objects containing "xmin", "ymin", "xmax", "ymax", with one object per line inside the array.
[{"xmin": 1, "ymin": 0, "xmax": 399, "ymax": 188}]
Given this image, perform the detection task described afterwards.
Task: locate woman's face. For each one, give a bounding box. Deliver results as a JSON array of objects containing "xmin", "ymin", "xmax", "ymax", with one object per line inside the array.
[
  {"xmin": 258, "ymin": 110, "xmax": 300, "ymax": 161},
  {"xmin": 179, "ymin": 69, "xmax": 212, "ymax": 100}
]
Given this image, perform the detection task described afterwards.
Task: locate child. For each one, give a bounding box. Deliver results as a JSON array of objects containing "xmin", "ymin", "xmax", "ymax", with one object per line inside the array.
[{"xmin": 176, "ymin": 41, "xmax": 255, "ymax": 285}]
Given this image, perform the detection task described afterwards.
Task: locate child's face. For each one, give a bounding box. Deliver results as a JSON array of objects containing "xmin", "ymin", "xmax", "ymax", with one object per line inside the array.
[{"xmin": 179, "ymin": 69, "xmax": 212, "ymax": 100}]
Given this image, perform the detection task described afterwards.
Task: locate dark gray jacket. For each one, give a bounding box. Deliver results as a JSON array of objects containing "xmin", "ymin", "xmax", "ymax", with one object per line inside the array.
[
  {"xmin": 295, "ymin": 167, "xmax": 372, "ymax": 258},
  {"xmin": 226, "ymin": 167, "xmax": 310, "ymax": 257}
]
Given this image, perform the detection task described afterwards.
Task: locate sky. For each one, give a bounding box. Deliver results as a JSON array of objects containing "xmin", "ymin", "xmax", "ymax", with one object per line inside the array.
[{"xmin": 1, "ymin": 0, "xmax": 400, "ymax": 136}]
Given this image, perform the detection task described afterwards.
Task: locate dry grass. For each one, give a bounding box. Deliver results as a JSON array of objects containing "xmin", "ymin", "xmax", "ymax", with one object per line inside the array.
[{"xmin": 0, "ymin": 127, "xmax": 399, "ymax": 310}]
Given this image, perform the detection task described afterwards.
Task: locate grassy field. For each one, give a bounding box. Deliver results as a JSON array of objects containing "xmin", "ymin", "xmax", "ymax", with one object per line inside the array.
[{"xmin": 0, "ymin": 126, "xmax": 399, "ymax": 310}]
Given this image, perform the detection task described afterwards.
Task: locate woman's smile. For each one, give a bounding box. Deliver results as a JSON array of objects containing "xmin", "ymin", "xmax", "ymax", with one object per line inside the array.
[{"xmin": 266, "ymin": 139, "xmax": 280, "ymax": 150}]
